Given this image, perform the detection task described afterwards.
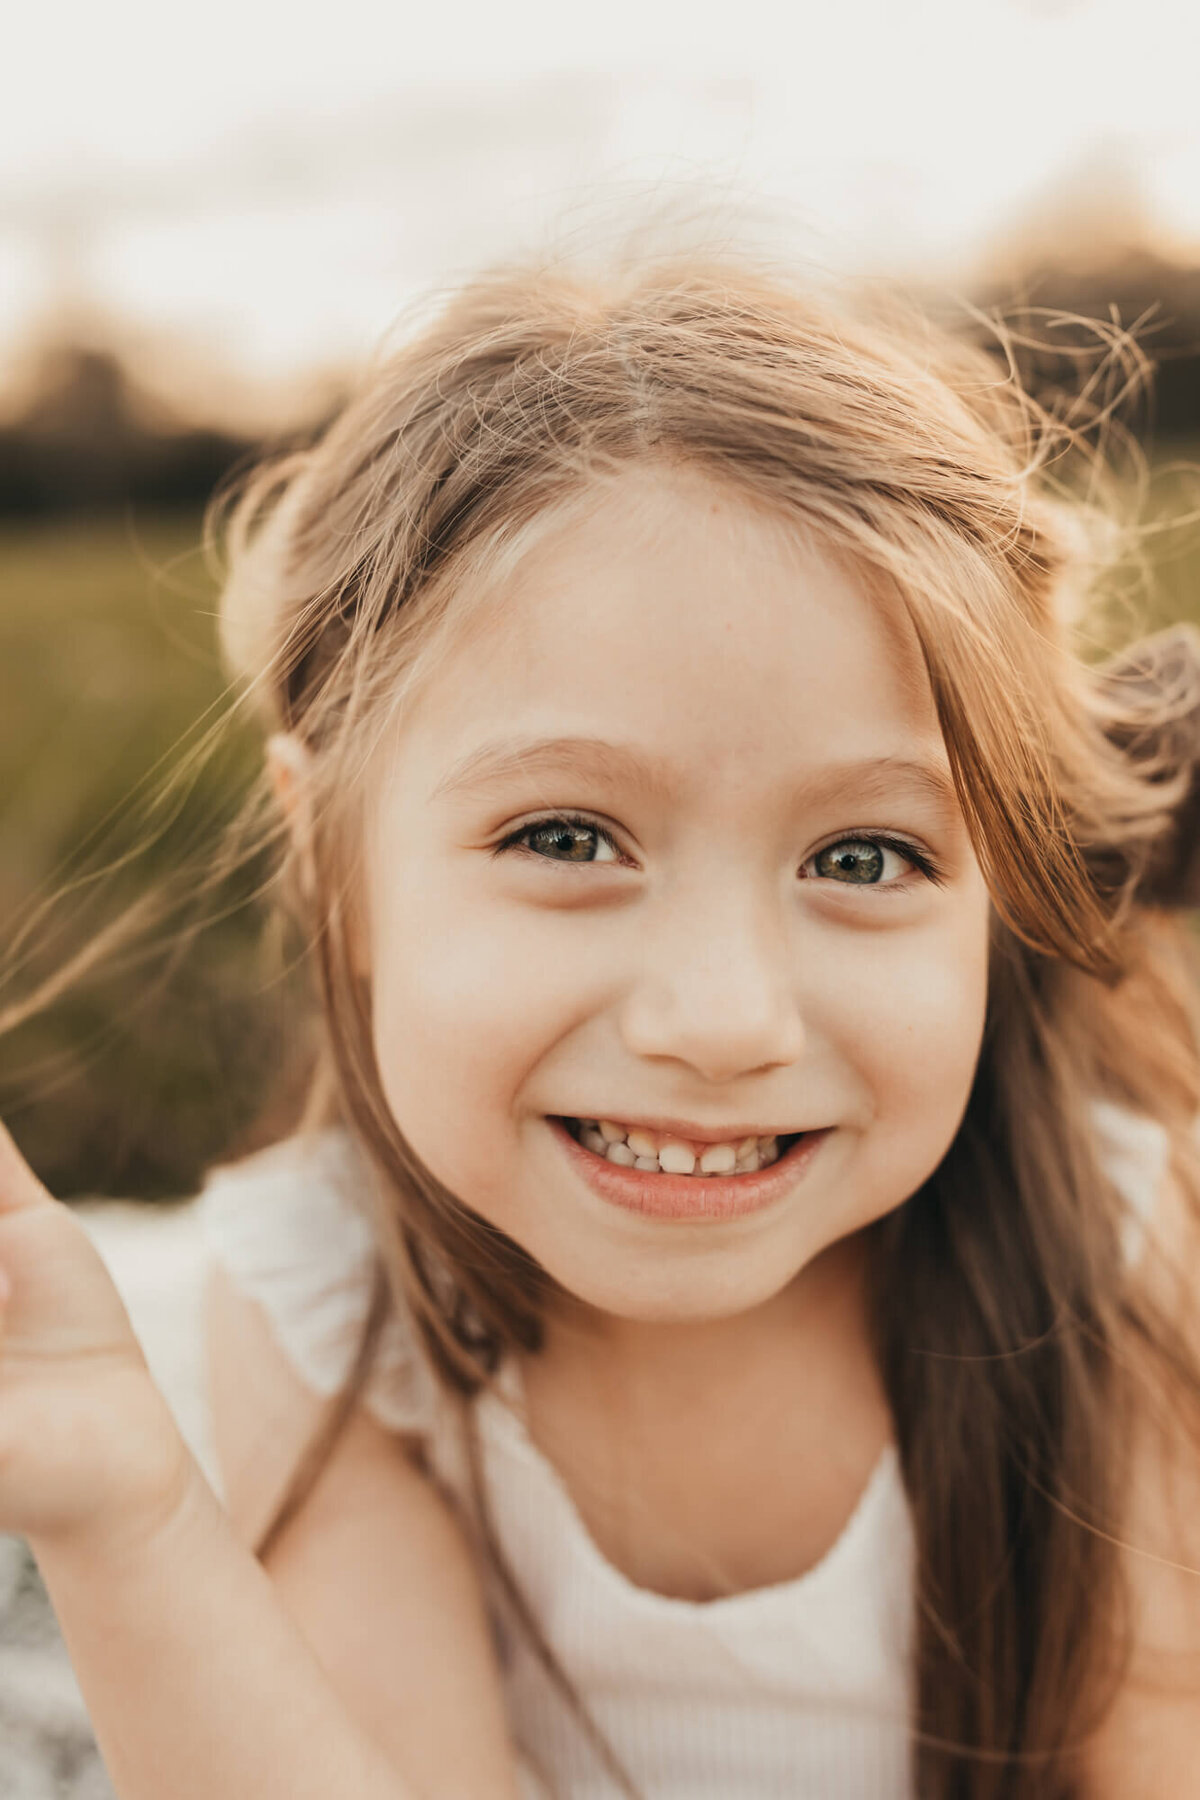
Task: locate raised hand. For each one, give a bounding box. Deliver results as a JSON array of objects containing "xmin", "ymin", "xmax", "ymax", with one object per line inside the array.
[
  {"xmin": 0, "ymin": 1123, "xmax": 192, "ymax": 1551},
  {"xmin": 0, "ymin": 1128, "xmax": 430, "ymax": 1800}
]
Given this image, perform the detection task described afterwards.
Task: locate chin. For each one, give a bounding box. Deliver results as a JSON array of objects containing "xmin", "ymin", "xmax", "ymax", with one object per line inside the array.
[{"xmin": 535, "ymin": 1243, "xmax": 817, "ymax": 1327}]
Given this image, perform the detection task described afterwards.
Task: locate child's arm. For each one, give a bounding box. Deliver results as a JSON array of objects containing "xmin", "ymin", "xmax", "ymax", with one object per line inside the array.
[
  {"xmin": 205, "ymin": 1261, "xmax": 524, "ymax": 1798},
  {"xmin": 0, "ymin": 1125, "xmax": 518, "ymax": 1800}
]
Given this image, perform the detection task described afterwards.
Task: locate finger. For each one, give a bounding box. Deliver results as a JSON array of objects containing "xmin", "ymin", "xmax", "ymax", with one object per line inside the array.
[{"xmin": 0, "ymin": 1120, "xmax": 54, "ymax": 1214}]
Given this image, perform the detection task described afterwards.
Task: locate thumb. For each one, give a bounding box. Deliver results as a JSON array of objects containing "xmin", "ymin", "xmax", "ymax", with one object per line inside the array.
[{"xmin": 0, "ymin": 1121, "xmax": 53, "ymax": 1215}]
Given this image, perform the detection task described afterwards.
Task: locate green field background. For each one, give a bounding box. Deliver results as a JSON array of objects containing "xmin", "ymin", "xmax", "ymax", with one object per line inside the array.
[
  {"xmin": 3, "ymin": 471, "xmax": 1200, "ymax": 1202},
  {"xmin": 0, "ymin": 511, "xmax": 298, "ymax": 1199}
]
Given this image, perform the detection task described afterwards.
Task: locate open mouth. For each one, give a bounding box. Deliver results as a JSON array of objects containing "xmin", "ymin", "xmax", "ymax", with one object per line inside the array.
[{"xmin": 557, "ymin": 1116, "xmax": 803, "ymax": 1177}]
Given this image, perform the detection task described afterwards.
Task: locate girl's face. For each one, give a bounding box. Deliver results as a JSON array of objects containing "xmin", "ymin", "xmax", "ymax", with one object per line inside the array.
[{"xmin": 365, "ymin": 465, "xmax": 993, "ymax": 1323}]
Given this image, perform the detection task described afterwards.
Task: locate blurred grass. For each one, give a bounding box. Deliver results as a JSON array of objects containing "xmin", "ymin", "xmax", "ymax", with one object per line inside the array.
[
  {"xmin": 0, "ymin": 510, "xmax": 303, "ymax": 1200},
  {"xmin": 2, "ymin": 457, "xmax": 1200, "ymax": 1202},
  {"xmin": 1118, "ymin": 456, "xmax": 1200, "ymax": 637}
]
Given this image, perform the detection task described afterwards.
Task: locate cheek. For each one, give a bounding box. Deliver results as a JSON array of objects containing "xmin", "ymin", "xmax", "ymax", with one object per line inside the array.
[
  {"xmin": 367, "ymin": 874, "xmax": 593, "ymax": 1188},
  {"xmin": 822, "ymin": 907, "xmax": 989, "ymax": 1209}
]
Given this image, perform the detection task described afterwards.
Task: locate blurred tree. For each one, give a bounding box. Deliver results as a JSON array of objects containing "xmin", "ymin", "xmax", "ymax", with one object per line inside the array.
[
  {"xmin": 969, "ymin": 149, "xmax": 1200, "ymax": 443},
  {"xmin": 0, "ymin": 345, "xmax": 256, "ymax": 515},
  {"xmin": 971, "ymin": 248, "xmax": 1200, "ymax": 443}
]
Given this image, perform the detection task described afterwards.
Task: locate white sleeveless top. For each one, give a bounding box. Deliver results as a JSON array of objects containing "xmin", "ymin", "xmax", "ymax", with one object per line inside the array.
[{"xmin": 199, "ymin": 1102, "xmax": 1169, "ymax": 1800}]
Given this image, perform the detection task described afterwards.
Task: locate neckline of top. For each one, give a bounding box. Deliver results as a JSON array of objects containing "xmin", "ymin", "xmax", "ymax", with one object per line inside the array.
[{"xmin": 473, "ymin": 1369, "xmax": 905, "ymax": 1620}]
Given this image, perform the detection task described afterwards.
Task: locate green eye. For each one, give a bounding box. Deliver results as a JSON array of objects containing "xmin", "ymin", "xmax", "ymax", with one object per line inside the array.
[
  {"xmin": 805, "ymin": 837, "xmax": 930, "ymax": 886},
  {"xmin": 814, "ymin": 839, "xmax": 886, "ymax": 884},
  {"xmin": 508, "ymin": 817, "xmax": 620, "ymax": 863}
]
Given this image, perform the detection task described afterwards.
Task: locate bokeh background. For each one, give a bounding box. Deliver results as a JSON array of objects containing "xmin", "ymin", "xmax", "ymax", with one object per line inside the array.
[{"xmin": 5, "ymin": 0, "xmax": 1200, "ymax": 1201}]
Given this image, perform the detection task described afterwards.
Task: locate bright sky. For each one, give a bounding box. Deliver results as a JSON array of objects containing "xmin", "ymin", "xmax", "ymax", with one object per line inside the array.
[{"xmin": 5, "ymin": 0, "xmax": 1200, "ymax": 423}]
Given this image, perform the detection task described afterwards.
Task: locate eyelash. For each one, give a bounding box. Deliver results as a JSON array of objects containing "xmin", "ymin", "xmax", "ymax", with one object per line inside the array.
[{"xmin": 492, "ymin": 813, "xmax": 945, "ymax": 889}]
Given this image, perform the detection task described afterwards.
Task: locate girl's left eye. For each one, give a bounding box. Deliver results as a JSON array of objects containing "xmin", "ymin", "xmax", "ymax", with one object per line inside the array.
[
  {"xmin": 494, "ymin": 815, "xmax": 622, "ymax": 864},
  {"xmin": 801, "ymin": 835, "xmax": 933, "ymax": 887}
]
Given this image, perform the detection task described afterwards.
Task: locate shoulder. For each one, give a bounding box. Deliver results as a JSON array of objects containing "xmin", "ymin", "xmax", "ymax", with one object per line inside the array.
[
  {"xmin": 1081, "ymin": 1157, "xmax": 1200, "ymax": 1793},
  {"xmin": 204, "ymin": 1255, "xmax": 523, "ymax": 1799},
  {"xmin": 199, "ymin": 1129, "xmax": 438, "ymax": 1440},
  {"xmin": 203, "ymin": 1249, "xmax": 429, "ymax": 1546}
]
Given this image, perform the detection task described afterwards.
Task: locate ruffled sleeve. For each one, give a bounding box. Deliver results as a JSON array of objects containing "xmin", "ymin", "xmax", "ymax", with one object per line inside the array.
[
  {"xmin": 1089, "ymin": 1096, "xmax": 1172, "ymax": 1268},
  {"xmin": 200, "ymin": 1128, "xmax": 439, "ymax": 1436}
]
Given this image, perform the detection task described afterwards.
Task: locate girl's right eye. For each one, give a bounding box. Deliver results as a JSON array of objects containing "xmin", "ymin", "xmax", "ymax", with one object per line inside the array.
[{"xmin": 493, "ymin": 814, "xmax": 622, "ymax": 864}]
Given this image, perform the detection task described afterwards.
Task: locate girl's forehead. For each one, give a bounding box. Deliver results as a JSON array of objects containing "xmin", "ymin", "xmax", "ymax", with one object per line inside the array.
[{"xmin": 408, "ymin": 465, "xmax": 944, "ymax": 767}]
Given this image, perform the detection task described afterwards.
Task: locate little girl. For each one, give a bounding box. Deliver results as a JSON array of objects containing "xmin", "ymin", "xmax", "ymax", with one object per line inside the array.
[{"xmin": 3, "ymin": 242, "xmax": 1200, "ymax": 1800}]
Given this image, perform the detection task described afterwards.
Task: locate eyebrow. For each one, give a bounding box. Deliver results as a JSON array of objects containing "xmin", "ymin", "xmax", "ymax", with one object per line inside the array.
[{"xmin": 431, "ymin": 734, "xmax": 961, "ymax": 820}]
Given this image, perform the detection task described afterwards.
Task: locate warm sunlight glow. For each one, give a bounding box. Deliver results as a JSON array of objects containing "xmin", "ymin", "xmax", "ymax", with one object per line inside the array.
[{"xmin": 5, "ymin": 0, "xmax": 1198, "ymax": 420}]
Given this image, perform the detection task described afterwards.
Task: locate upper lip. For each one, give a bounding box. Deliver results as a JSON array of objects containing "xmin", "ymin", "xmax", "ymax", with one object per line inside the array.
[{"xmin": 557, "ymin": 1113, "xmax": 806, "ymax": 1143}]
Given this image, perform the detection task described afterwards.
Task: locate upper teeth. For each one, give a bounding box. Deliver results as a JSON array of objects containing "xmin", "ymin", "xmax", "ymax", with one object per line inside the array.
[{"xmin": 575, "ymin": 1120, "xmax": 782, "ymax": 1175}]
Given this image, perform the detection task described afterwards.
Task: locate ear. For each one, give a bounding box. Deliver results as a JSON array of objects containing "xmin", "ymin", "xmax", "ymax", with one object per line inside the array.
[
  {"xmin": 266, "ymin": 732, "xmax": 317, "ymax": 904},
  {"xmin": 266, "ymin": 732, "xmax": 371, "ymax": 978}
]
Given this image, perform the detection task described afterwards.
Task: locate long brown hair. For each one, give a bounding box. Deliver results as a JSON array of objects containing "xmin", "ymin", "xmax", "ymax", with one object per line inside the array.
[{"xmin": 214, "ymin": 242, "xmax": 1200, "ymax": 1796}]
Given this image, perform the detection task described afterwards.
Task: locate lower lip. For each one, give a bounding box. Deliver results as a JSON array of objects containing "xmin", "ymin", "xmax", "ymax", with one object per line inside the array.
[{"xmin": 550, "ymin": 1118, "xmax": 834, "ymax": 1221}]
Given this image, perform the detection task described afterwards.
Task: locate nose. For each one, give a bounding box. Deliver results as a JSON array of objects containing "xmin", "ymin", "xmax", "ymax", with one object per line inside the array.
[{"xmin": 618, "ymin": 884, "xmax": 807, "ymax": 1086}]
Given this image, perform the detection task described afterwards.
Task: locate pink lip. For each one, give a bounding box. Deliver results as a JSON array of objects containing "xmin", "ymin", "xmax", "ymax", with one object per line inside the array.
[{"xmin": 550, "ymin": 1117, "xmax": 833, "ymax": 1221}]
